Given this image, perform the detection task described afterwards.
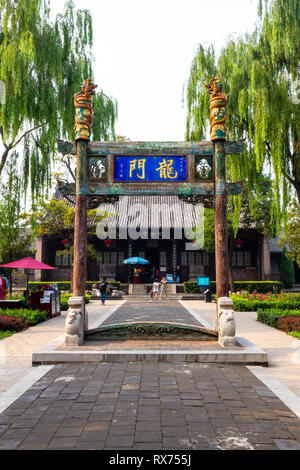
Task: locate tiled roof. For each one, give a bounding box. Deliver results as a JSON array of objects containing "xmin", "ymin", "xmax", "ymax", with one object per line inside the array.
[
  {"xmin": 268, "ymin": 237, "xmax": 284, "ymax": 253},
  {"xmin": 90, "ymin": 195, "xmax": 201, "ymax": 230},
  {"xmin": 54, "ymin": 188, "xmax": 203, "ymax": 230}
]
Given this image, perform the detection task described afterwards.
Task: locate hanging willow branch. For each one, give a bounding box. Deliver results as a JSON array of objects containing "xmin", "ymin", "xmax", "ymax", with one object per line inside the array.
[
  {"xmin": 185, "ymin": 0, "xmax": 300, "ymax": 233},
  {"xmin": 0, "ymin": 0, "xmax": 118, "ymax": 210}
]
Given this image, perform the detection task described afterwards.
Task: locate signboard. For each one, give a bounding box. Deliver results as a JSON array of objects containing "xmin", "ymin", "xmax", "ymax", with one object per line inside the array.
[
  {"xmin": 197, "ymin": 277, "xmax": 210, "ymax": 286},
  {"xmin": 57, "ymin": 140, "xmax": 245, "ymax": 203},
  {"xmin": 166, "ymin": 274, "xmax": 174, "ymax": 283},
  {"xmin": 115, "ymin": 156, "xmax": 186, "ymax": 182}
]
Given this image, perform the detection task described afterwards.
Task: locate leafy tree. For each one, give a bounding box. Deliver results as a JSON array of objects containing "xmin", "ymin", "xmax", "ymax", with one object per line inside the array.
[
  {"xmin": 0, "ymin": 0, "xmax": 117, "ymax": 204},
  {"xmin": 35, "ymin": 198, "xmax": 108, "ymax": 262},
  {"xmin": 280, "ymin": 247, "xmax": 295, "ymax": 288},
  {"xmin": 279, "ymin": 202, "xmax": 300, "ymax": 267},
  {"xmin": 185, "ymin": 0, "xmax": 300, "ymax": 225},
  {"xmin": 195, "ymin": 177, "xmax": 276, "ymax": 291},
  {"xmin": 0, "ymin": 152, "xmax": 32, "ymax": 292}
]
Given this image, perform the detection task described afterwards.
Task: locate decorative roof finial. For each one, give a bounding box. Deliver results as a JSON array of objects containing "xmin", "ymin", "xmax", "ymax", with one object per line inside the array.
[
  {"xmin": 74, "ymin": 79, "xmax": 98, "ymax": 142},
  {"xmin": 205, "ymin": 78, "xmax": 229, "ymax": 141}
]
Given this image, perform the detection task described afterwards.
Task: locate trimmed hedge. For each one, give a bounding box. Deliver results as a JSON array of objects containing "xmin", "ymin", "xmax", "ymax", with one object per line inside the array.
[
  {"xmin": 257, "ymin": 309, "xmax": 300, "ymax": 328},
  {"xmin": 28, "ymin": 281, "xmax": 121, "ymax": 292},
  {"xmin": 277, "ymin": 316, "xmax": 300, "ymax": 333},
  {"xmin": 28, "ymin": 282, "xmax": 71, "ymax": 292},
  {"xmin": 289, "ymin": 332, "xmax": 300, "ymax": 339},
  {"xmin": 0, "ymin": 315, "xmax": 28, "ymax": 332},
  {"xmin": 60, "ymin": 294, "xmax": 91, "ymax": 312},
  {"xmin": 0, "ymin": 308, "xmax": 47, "ymax": 326},
  {"xmin": 233, "ymin": 299, "xmax": 300, "ymax": 312},
  {"xmin": 184, "ymin": 281, "xmax": 283, "ymax": 295}
]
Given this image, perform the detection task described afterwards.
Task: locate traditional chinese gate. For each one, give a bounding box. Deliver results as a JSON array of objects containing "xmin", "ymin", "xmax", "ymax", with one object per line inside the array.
[{"xmin": 59, "ymin": 79, "xmax": 244, "ymax": 343}]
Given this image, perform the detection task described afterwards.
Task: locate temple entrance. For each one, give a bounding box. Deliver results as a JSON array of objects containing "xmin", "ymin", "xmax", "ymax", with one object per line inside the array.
[
  {"xmin": 146, "ymin": 248, "xmax": 160, "ymax": 281},
  {"xmin": 60, "ymin": 78, "xmax": 245, "ymax": 344}
]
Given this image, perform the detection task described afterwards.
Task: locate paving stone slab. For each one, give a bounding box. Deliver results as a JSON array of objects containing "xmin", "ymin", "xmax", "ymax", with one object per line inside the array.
[{"xmin": 0, "ymin": 362, "xmax": 300, "ymax": 450}]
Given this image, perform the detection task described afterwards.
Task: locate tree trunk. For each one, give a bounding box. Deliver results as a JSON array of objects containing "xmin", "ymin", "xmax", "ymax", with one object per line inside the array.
[{"xmin": 0, "ymin": 147, "xmax": 11, "ymax": 176}]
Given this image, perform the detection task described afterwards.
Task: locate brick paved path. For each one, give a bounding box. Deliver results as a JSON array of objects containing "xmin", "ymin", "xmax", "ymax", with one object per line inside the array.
[
  {"xmin": 0, "ymin": 362, "xmax": 300, "ymax": 450},
  {"xmin": 101, "ymin": 299, "xmax": 202, "ymax": 326},
  {"xmin": 0, "ymin": 301, "xmax": 122, "ymax": 395}
]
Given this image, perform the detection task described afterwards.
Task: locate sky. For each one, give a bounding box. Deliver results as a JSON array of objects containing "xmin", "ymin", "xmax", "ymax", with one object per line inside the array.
[{"xmin": 52, "ymin": 0, "xmax": 259, "ymax": 141}]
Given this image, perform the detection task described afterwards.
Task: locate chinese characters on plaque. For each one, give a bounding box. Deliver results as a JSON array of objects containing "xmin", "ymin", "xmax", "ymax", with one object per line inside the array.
[{"xmin": 115, "ymin": 156, "xmax": 187, "ymax": 182}]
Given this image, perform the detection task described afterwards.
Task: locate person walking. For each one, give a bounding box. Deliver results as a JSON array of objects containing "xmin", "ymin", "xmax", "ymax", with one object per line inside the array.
[
  {"xmin": 150, "ymin": 279, "xmax": 160, "ymax": 303},
  {"xmin": 160, "ymin": 276, "xmax": 168, "ymax": 300},
  {"xmin": 100, "ymin": 277, "xmax": 108, "ymax": 305}
]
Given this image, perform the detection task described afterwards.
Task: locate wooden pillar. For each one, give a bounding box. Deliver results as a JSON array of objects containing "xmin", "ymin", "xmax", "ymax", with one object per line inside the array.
[
  {"xmin": 172, "ymin": 239, "xmax": 177, "ymax": 281},
  {"xmin": 128, "ymin": 240, "xmax": 133, "ymax": 283},
  {"xmin": 206, "ymin": 78, "xmax": 230, "ymax": 302},
  {"xmin": 214, "ymin": 140, "xmax": 229, "ymax": 298},
  {"xmin": 73, "ymin": 140, "xmax": 88, "ymax": 296}
]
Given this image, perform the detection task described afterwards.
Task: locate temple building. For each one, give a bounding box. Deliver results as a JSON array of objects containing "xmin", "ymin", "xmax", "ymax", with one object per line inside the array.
[{"xmin": 33, "ymin": 192, "xmax": 298, "ymax": 285}]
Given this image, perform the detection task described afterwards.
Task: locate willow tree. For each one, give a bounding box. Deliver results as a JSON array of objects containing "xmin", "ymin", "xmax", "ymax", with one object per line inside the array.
[
  {"xmin": 0, "ymin": 0, "xmax": 117, "ymax": 204},
  {"xmin": 0, "ymin": 152, "xmax": 32, "ymax": 290},
  {"xmin": 185, "ymin": 0, "xmax": 300, "ymax": 229}
]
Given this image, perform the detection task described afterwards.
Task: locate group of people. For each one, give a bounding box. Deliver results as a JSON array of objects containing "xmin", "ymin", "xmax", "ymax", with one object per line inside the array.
[{"xmin": 149, "ymin": 276, "xmax": 168, "ymax": 302}]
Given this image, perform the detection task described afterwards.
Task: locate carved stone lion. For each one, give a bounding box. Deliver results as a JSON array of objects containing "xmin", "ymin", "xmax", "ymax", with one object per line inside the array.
[
  {"xmin": 65, "ymin": 309, "xmax": 84, "ymax": 346},
  {"xmin": 219, "ymin": 309, "xmax": 236, "ymax": 346}
]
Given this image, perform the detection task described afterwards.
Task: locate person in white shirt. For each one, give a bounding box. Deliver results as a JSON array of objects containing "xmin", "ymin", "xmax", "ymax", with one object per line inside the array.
[{"xmin": 150, "ymin": 279, "xmax": 160, "ymax": 302}]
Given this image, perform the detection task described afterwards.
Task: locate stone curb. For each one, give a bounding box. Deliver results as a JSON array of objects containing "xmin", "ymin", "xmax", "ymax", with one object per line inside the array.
[{"xmin": 32, "ymin": 336, "xmax": 267, "ymax": 365}]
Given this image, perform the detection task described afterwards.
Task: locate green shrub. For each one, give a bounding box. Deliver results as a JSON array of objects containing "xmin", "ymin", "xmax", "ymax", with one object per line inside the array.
[
  {"xmin": 233, "ymin": 299, "xmax": 300, "ymax": 312},
  {"xmin": 86, "ymin": 281, "xmax": 121, "ymax": 291},
  {"xmin": 280, "ymin": 247, "xmax": 295, "ymax": 288},
  {"xmin": 257, "ymin": 309, "xmax": 300, "ymax": 328},
  {"xmin": 0, "ymin": 308, "xmax": 47, "ymax": 325},
  {"xmin": 28, "ymin": 281, "xmax": 121, "ymax": 292},
  {"xmin": 28, "ymin": 282, "xmax": 71, "ymax": 292},
  {"xmin": 60, "ymin": 294, "xmax": 91, "ymax": 311},
  {"xmin": 0, "ymin": 331, "xmax": 14, "ymax": 339},
  {"xmin": 288, "ymin": 332, "xmax": 300, "ymax": 339},
  {"xmin": 183, "ymin": 281, "xmax": 283, "ymax": 295},
  {"xmin": 0, "ymin": 315, "xmax": 28, "ymax": 331},
  {"xmin": 277, "ymin": 316, "xmax": 300, "ymax": 332}
]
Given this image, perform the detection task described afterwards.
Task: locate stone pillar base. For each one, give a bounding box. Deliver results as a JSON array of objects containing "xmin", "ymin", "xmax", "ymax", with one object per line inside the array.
[
  {"xmin": 68, "ymin": 296, "xmax": 87, "ymax": 330},
  {"xmin": 217, "ymin": 296, "xmax": 236, "ymax": 347},
  {"xmin": 65, "ymin": 333, "xmax": 83, "ymax": 346},
  {"xmin": 219, "ymin": 336, "xmax": 236, "ymax": 347},
  {"xmin": 65, "ymin": 296, "xmax": 86, "ymax": 346}
]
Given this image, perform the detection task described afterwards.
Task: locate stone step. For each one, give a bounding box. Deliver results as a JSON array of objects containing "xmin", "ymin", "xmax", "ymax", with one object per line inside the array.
[{"xmin": 124, "ymin": 295, "xmax": 182, "ymax": 300}]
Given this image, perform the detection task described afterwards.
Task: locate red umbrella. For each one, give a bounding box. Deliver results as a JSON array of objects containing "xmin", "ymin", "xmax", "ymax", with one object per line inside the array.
[
  {"xmin": 0, "ymin": 258, "xmax": 56, "ymax": 270},
  {"xmin": 0, "ymin": 257, "xmax": 56, "ymax": 291}
]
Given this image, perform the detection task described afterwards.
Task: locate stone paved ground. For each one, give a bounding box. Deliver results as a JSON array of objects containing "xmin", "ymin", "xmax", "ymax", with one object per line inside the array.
[
  {"xmin": 0, "ymin": 362, "xmax": 300, "ymax": 450},
  {"xmin": 0, "ymin": 301, "xmax": 122, "ymax": 395},
  {"xmin": 182, "ymin": 301, "xmax": 300, "ymax": 397},
  {"xmin": 101, "ymin": 299, "xmax": 202, "ymax": 326}
]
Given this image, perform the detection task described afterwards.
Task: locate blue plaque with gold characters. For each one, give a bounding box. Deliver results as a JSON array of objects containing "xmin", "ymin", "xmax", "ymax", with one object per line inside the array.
[{"xmin": 115, "ymin": 156, "xmax": 186, "ymax": 182}]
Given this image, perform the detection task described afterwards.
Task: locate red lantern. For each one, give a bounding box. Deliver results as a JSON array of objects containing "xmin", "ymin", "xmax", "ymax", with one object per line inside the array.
[
  {"xmin": 104, "ymin": 239, "xmax": 112, "ymax": 247},
  {"xmin": 234, "ymin": 239, "xmax": 244, "ymax": 249},
  {"xmin": 62, "ymin": 239, "xmax": 70, "ymax": 248}
]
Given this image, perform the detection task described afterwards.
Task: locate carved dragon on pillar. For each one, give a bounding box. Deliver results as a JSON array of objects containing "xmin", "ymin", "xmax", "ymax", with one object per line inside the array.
[
  {"xmin": 205, "ymin": 78, "xmax": 229, "ymax": 141},
  {"xmin": 74, "ymin": 79, "xmax": 98, "ymax": 142}
]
